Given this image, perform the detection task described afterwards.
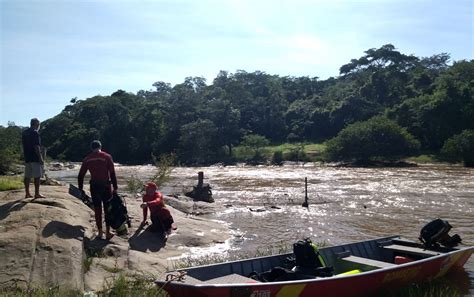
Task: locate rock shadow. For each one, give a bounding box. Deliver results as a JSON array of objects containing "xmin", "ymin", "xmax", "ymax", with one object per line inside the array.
[
  {"xmin": 84, "ymin": 237, "xmax": 109, "ymax": 256},
  {"xmin": 42, "ymin": 220, "xmax": 85, "ymax": 239},
  {"xmin": 0, "ymin": 199, "xmax": 29, "ymax": 220},
  {"xmin": 128, "ymin": 225, "xmax": 166, "ymax": 253},
  {"xmin": 30, "ymin": 199, "xmax": 67, "ymax": 209}
]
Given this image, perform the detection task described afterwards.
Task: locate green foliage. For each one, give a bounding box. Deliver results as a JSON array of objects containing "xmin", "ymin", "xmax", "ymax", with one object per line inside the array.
[
  {"xmin": 284, "ymin": 143, "xmax": 309, "ymax": 162},
  {"xmin": 440, "ymin": 130, "xmax": 474, "ymax": 167},
  {"xmin": 239, "ymin": 134, "xmax": 270, "ymax": 162},
  {"xmin": 99, "ymin": 272, "xmax": 166, "ymax": 297},
  {"xmin": 150, "ymin": 153, "xmax": 176, "ymax": 187},
  {"xmin": 178, "ymin": 119, "xmax": 219, "ymax": 164},
  {"xmin": 405, "ymin": 155, "xmax": 438, "ymax": 164},
  {"xmin": 390, "ymin": 60, "xmax": 474, "ymax": 150},
  {"xmin": 38, "ymin": 46, "xmax": 472, "ymax": 165},
  {"xmin": 325, "ymin": 116, "xmax": 420, "ymax": 162},
  {"xmin": 0, "ymin": 283, "xmax": 81, "ymax": 297},
  {"xmin": 271, "ymin": 151, "xmax": 284, "ymax": 165},
  {"xmin": 0, "ymin": 125, "xmax": 22, "ymax": 174},
  {"xmin": 125, "ymin": 174, "xmax": 144, "ymax": 195},
  {"xmin": 0, "ymin": 176, "xmax": 23, "ymax": 191}
]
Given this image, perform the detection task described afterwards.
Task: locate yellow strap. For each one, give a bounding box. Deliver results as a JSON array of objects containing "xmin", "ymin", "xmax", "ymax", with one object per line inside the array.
[{"xmin": 311, "ymin": 243, "xmax": 327, "ymax": 267}]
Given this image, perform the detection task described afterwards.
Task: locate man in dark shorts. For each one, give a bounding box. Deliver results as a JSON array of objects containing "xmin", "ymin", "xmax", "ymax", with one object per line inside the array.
[
  {"xmin": 22, "ymin": 118, "xmax": 45, "ymax": 198},
  {"xmin": 78, "ymin": 140, "xmax": 118, "ymax": 240}
]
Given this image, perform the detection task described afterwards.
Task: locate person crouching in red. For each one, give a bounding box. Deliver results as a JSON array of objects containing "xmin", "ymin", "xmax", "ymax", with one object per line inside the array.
[{"xmin": 141, "ymin": 182, "xmax": 176, "ymax": 237}]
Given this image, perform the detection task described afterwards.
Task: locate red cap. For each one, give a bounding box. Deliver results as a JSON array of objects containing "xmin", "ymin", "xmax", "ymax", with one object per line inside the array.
[{"xmin": 145, "ymin": 182, "xmax": 157, "ymax": 190}]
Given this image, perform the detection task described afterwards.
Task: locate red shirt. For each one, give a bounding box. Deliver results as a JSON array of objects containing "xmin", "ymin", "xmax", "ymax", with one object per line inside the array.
[
  {"xmin": 142, "ymin": 191, "xmax": 164, "ymax": 220},
  {"xmin": 78, "ymin": 150, "xmax": 117, "ymax": 190}
]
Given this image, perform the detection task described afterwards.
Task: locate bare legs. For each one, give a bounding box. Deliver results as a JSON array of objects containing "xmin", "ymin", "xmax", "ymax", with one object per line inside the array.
[
  {"xmin": 24, "ymin": 178, "xmax": 32, "ymax": 198},
  {"xmin": 94, "ymin": 206, "xmax": 113, "ymax": 240},
  {"xmin": 24, "ymin": 177, "xmax": 45, "ymax": 198},
  {"xmin": 34, "ymin": 178, "xmax": 45, "ymax": 198}
]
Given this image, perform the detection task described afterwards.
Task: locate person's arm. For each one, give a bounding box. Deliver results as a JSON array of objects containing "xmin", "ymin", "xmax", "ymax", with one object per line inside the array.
[
  {"xmin": 78, "ymin": 161, "xmax": 87, "ymax": 190},
  {"xmin": 146, "ymin": 193, "xmax": 163, "ymax": 208},
  {"xmin": 141, "ymin": 197, "xmax": 148, "ymax": 222},
  {"xmin": 33, "ymin": 131, "xmax": 43, "ymax": 164},
  {"xmin": 108, "ymin": 156, "xmax": 118, "ymax": 192},
  {"xmin": 34, "ymin": 146, "xmax": 43, "ymax": 164}
]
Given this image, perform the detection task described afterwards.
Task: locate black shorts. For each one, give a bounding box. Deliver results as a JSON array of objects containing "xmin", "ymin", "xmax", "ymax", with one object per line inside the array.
[
  {"xmin": 90, "ymin": 181, "xmax": 112, "ymax": 208},
  {"xmin": 151, "ymin": 213, "xmax": 174, "ymax": 232}
]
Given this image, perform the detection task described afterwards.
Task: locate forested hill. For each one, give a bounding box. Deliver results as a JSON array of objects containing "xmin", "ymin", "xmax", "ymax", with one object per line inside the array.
[{"xmin": 15, "ymin": 44, "xmax": 474, "ymax": 166}]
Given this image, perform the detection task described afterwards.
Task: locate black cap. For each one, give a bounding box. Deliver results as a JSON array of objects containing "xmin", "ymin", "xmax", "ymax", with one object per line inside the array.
[{"xmin": 90, "ymin": 140, "xmax": 102, "ymax": 150}]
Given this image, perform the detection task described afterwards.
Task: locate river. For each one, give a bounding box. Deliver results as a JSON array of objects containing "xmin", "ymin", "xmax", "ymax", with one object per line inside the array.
[{"xmin": 49, "ymin": 163, "xmax": 474, "ymax": 296}]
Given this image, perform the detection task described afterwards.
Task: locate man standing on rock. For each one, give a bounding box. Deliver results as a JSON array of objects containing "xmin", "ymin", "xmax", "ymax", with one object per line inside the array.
[
  {"xmin": 22, "ymin": 118, "xmax": 45, "ymax": 198},
  {"xmin": 78, "ymin": 140, "xmax": 118, "ymax": 240}
]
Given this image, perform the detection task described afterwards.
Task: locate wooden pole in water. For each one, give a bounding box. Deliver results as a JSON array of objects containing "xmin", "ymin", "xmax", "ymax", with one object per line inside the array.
[
  {"xmin": 198, "ymin": 171, "xmax": 204, "ymax": 187},
  {"xmin": 302, "ymin": 177, "xmax": 309, "ymax": 207}
]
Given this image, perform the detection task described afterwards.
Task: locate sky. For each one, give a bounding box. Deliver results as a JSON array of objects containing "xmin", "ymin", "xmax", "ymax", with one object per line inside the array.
[{"xmin": 1, "ymin": 0, "xmax": 472, "ymax": 127}]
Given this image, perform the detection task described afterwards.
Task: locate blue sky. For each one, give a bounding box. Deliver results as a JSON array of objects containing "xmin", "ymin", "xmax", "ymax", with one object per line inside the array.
[{"xmin": 1, "ymin": 0, "xmax": 472, "ymax": 127}]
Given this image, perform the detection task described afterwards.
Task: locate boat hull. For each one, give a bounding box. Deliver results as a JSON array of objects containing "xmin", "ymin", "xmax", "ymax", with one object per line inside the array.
[{"xmin": 156, "ymin": 237, "xmax": 473, "ymax": 297}]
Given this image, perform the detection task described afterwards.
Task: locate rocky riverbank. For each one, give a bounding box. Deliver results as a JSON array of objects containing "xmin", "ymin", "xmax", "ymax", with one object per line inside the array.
[{"xmin": 0, "ymin": 185, "xmax": 230, "ymax": 292}]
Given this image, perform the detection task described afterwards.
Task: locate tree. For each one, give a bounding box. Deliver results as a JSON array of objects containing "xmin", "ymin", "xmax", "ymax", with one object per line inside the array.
[
  {"xmin": 0, "ymin": 125, "xmax": 22, "ymax": 174},
  {"xmin": 441, "ymin": 130, "xmax": 474, "ymax": 167},
  {"xmin": 202, "ymin": 89, "xmax": 241, "ymax": 157},
  {"xmin": 178, "ymin": 119, "xmax": 219, "ymax": 164},
  {"xmin": 339, "ymin": 44, "xmax": 419, "ymax": 76},
  {"xmin": 325, "ymin": 116, "xmax": 420, "ymax": 162},
  {"xmin": 390, "ymin": 60, "xmax": 474, "ymax": 150}
]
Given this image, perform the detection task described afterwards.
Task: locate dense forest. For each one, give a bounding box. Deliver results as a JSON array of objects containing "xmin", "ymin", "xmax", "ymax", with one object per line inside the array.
[{"xmin": 1, "ymin": 44, "xmax": 473, "ymax": 171}]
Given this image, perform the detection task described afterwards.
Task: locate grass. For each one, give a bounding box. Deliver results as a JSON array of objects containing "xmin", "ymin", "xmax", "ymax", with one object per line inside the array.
[
  {"xmin": 84, "ymin": 247, "xmax": 105, "ymax": 273},
  {"xmin": 99, "ymin": 264, "xmax": 124, "ymax": 274},
  {"xmin": 0, "ymin": 175, "xmax": 23, "ymax": 191},
  {"xmin": 99, "ymin": 272, "xmax": 167, "ymax": 297},
  {"xmin": 233, "ymin": 142, "xmax": 327, "ymax": 163},
  {"xmin": 0, "ymin": 283, "xmax": 82, "ymax": 297},
  {"xmin": 405, "ymin": 154, "xmax": 439, "ymax": 164}
]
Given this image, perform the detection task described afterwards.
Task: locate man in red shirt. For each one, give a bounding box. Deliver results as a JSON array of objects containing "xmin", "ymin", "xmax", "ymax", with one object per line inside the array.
[{"xmin": 78, "ymin": 140, "xmax": 118, "ymax": 240}]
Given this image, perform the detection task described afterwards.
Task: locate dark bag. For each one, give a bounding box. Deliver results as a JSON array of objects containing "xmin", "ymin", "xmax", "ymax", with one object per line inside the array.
[
  {"xmin": 293, "ymin": 238, "xmax": 323, "ymax": 268},
  {"xmin": 105, "ymin": 192, "xmax": 130, "ymax": 231}
]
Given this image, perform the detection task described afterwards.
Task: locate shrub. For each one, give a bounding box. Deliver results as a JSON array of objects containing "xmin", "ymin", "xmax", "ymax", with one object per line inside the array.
[
  {"xmin": 150, "ymin": 153, "xmax": 176, "ymax": 186},
  {"xmin": 0, "ymin": 125, "xmax": 22, "ymax": 174},
  {"xmin": 271, "ymin": 151, "xmax": 284, "ymax": 165},
  {"xmin": 239, "ymin": 134, "xmax": 270, "ymax": 163},
  {"xmin": 125, "ymin": 174, "xmax": 144, "ymax": 195},
  {"xmin": 284, "ymin": 144, "xmax": 309, "ymax": 162},
  {"xmin": 325, "ymin": 116, "xmax": 420, "ymax": 162},
  {"xmin": 440, "ymin": 130, "xmax": 474, "ymax": 167}
]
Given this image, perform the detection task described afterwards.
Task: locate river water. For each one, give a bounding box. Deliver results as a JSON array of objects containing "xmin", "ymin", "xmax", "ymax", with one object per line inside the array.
[{"xmin": 49, "ymin": 163, "xmax": 473, "ymax": 295}]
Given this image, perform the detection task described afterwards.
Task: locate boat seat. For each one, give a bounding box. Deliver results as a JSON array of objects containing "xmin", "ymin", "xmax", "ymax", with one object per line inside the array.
[
  {"xmin": 340, "ymin": 255, "xmax": 396, "ymax": 268},
  {"xmin": 204, "ymin": 273, "xmax": 259, "ymax": 284},
  {"xmin": 382, "ymin": 244, "xmax": 440, "ymax": 257},
  {"xmin": 174, "ymin": 273, "xmax": 259, "ymax": 285}
]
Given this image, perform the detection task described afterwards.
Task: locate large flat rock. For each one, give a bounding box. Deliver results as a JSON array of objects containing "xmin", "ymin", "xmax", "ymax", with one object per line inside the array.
[
  {"xmin": 0, "ymin": 186, "xmax": 92, "ymax": 291},
  {"xmin": 0, "ymin": 185, "xmax": 231, "ymax": 292}
]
